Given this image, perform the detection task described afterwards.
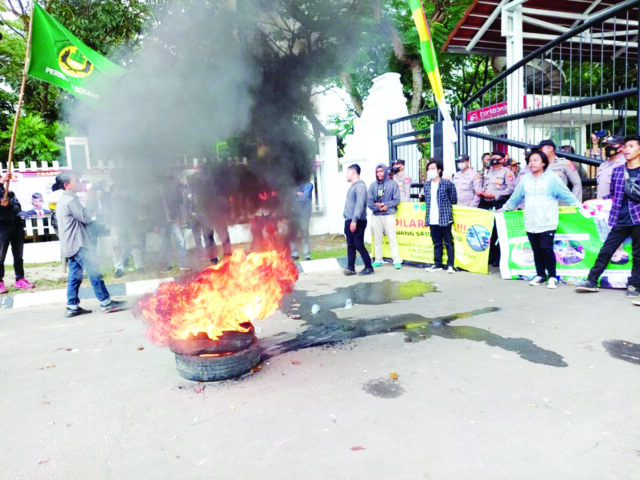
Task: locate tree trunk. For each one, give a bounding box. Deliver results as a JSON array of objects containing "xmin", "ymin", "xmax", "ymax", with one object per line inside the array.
[
  {"xmin": 409, "ymin": 62, "xmax": 424, "ymax": 114},
  {"xmin": 388, "ymin": 19, "xmax": 423, "ymax": 114},
  {"xmin": 340, "ymin": 73, "xmax": 364, "ymax": 116}
]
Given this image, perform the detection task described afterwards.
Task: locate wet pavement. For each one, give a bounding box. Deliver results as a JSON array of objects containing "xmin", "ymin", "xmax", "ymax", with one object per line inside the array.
[{"xmin": 1, "ymin": 265, "xmax": 639, "ymax": 479}]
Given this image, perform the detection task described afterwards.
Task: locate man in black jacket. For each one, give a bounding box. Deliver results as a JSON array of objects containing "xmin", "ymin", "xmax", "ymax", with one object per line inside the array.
[{"xmin": 0, "ymin": 174, "xmax": 35, "ymax": 294}]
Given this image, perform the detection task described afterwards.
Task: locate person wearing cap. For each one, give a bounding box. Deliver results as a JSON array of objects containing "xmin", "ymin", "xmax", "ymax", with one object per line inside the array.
[
  {"xmin": 588, "ymin": 134, "xmax": 629, "ymax": 264},
  {"xmin": 367, "ymin": 163, "xmax": 402, "ymax": 269},
  {"xmin": 478, "ymin": 152, "xmax": 515, "ymax": 266},
  {"xmin": 452, "ymin": 154, "xmax": 482, "ymax": 207},
  {"xmin": 591, "ymin": 134, "xmax": 626, "ymax": 200},
  {"xmin": 576, "ymin": 135, "xmax": 640, "ymax": 298},
  {"xmin": 538, "ymin": 139, "xmax": 582, "ymax": 202},
  {"xmin": 391, "ymin": 159, "xmax": 412, "ymax": 202},
  {"xmin": 478, "ymin": 152, "xmax": 515, "ymax": 209},
  {"xmin": 504, "ymin": 157, "xmax": 519, "ymax": 176}
]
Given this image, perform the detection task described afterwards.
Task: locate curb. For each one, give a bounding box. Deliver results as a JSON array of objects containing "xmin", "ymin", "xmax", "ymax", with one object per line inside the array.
[
  {"xmin": 0, "ymin": 257, "xmax": 356, "ymax": 310},
  {"xmin": 0, "ymin": 277, "xmax": 174, "ymax": 311}
]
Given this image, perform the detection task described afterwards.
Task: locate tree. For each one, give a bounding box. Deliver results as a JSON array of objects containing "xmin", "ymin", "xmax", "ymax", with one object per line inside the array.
[{"xmin": 0, "ymin": 0, "xmax": 157, "ymax": 163}]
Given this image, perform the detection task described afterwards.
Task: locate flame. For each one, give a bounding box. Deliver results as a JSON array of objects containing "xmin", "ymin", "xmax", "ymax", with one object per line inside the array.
[{"xmin": 139, "ymin": 247, "xmax": 298, "ymax": 345}]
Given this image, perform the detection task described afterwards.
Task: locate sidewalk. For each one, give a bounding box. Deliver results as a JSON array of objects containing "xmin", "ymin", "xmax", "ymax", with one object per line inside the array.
[{"xmin": 0, "ymin": 257, "xmax": 359, "ymax": 310}]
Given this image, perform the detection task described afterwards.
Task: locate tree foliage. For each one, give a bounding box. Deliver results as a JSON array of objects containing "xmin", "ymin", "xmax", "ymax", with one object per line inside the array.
[{"xmin": 0, "ymin": 0, "xmax": 155, "ymax": 164}]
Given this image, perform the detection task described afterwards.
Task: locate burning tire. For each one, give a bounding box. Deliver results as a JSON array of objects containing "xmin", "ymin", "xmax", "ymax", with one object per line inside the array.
[
  {"xmin": 174, "ymin": 340, "xmax": 262, "ymax": 382},
  {"xmin": 168, "ymin": 323, "xmax": 256, "ymax": 356}
]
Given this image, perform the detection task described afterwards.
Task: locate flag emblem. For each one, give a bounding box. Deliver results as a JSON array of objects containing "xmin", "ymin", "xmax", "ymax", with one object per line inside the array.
[{"xmin": 58, "ymin": 46, "xmax": 94, "ymax": 78}]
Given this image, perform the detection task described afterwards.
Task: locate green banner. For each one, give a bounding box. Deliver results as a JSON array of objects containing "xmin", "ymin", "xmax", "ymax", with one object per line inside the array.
[
  {"xmin": 27, "ymin": 3, "xmax": 125, "ymax": 102},
  {"xmin": 377, "ymin": 203, "xmax": 493, "ymax": 274},
  {"xmin": 496, "ymin": 201, "xmax": 632, "ymax": 288}
]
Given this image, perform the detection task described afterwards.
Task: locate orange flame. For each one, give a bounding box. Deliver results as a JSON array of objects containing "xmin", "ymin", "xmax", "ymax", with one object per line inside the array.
[{"xmin": 140, "ymin": 247, "xmax": 298, "ymax": 345}]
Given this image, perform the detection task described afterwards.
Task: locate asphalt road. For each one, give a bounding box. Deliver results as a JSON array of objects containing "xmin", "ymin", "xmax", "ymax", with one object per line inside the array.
[{"xmin": 1, "ymin": 265, "xmax": 639, "ymax": 479}]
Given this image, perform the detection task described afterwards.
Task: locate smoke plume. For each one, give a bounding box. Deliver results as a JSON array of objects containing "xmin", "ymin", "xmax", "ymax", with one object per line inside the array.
[{"xmin": 68, "ymin": 0, "xmax": 369, "ymax": 236}]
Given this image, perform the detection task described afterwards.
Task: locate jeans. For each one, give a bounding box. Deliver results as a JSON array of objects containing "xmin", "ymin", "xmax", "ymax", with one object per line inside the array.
[
  {"xmin": 344, "ymin": 219, "xmax": 372, "ymax": 270},
  {"xmin": 290, "ymin": 212, "xmax": 311, "ymax": 258},
  {"xmin": 0, "ymin": 224, "xmax": 25, "ymax": 282},
  {"xmin": 430, "ymin": 224, "xmax": 454, "ymax": 268},
  {"xmin": 527, "ymin": 230, "xmax": 557, "ymax": 278},
  {"xmin": 371, "ymin": 214, "xmax": 401, "ymax": 264},
  {"xmin": 67, "ymin": 247, "xmax": 111, "ymax": 307},
  {"xmin": 588, "ymin": 224, "xmax": 640, "ymax": 287}
]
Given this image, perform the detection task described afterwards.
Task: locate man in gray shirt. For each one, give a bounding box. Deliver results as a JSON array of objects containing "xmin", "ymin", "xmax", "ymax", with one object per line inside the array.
[
  {"xmin": 56, "ymin": 170, "xmax": 125, "ymax": 317},
  {"xmin": 343, "ymin": 164, "xmax": 373, "ymax": 276}
]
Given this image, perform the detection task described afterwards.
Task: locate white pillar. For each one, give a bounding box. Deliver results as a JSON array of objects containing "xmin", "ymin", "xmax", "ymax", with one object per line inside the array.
[{"xmin": 502, "ymin": 1, "xmax": 526, "ymax": 156}]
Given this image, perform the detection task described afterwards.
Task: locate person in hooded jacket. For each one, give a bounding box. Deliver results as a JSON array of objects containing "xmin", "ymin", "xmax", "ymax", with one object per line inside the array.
[{"xmin": 367, "ymin": 163, "xmax": 402, "ymax": 269}]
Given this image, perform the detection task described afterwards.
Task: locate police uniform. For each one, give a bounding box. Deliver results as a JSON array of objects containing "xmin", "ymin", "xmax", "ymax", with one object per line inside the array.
[
  {"xmin": 548, "ymin": 156, "xmax": 582, "ymax": 201},
  {"xmin": 596, "ymin": 154, "xmax": 626, "ymax": 199},
  {"xmin": 452, "ymin": 168, "xmax": 482, "ymax": 207},
  {"xmin": 393, "ymin": 173, "xmax": 413, "ymax": 202},
  {"xmin": 482, "ymin": 165, "xmax": 515, "ymax": 204}
]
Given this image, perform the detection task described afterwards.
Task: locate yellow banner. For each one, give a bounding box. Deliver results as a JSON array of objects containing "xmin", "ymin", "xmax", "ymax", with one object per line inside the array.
[{"xmin": 378, "ymin": 203, "xmax": 493, "ymax": 274}]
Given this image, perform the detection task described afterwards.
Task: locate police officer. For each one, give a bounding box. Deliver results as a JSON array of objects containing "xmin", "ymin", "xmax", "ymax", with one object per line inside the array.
[
  {"xmin": 591, "ymin": 134, "xmax": 626, "ymax": 199},
  {"xmin": 452, "ymin": 154, "xmax": 482, "ymax": 207},
  {"xmin": 479, "ymin": 152, "xmax": 515, "ymax": 267},
  {"xmin": 504, "ymin": 157, "xmax": 519, "ymax": 177},
  {"xmin": 478, "ymin": 152, "xmax": 515, "ymax": 209},
  {"xmin": 538, "ymin": 139, "xmax": 582, "ymax": 202},
  {"xmin": 391, "ymin": 159, "xmax": 412, "ymax": 202}
]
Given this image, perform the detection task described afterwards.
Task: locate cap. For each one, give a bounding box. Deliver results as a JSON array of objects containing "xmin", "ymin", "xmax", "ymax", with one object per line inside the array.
[
  {"xmin": 604, "ymin": 135, "xmax": 625, "ymax": 146},
  {"xmin": 503, "ymin": 158, "xmax": 515, "ymax": 166},
  {"xmin": 537, "ymin": 139, "xmax": 556, "ymax": 149},
  {"xmin": 490, "ymin": 151, "xmax": 505, "ymax": 158},
  {"xmin": 456, "ymin": 155, "xmax": 469, "ymax": 162},
  {"xmin": 393, "ymin": 159, "xmax": 405, "ymax": 165}
]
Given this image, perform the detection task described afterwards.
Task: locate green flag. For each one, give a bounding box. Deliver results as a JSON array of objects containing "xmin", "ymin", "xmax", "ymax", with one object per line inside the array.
[{"xmin": 27, "ymin": 3, "xmax": 125, "ymax": 102}]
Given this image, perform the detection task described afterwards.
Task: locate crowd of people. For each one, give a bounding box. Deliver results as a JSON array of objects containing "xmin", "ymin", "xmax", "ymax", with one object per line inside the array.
[
  {"xmin": 342, "ymin": 134, "xmax": 640, "ymax": 304},
  {"xmin": 1, "ymin": 132, "xmax": 640, "ymax": 313}
]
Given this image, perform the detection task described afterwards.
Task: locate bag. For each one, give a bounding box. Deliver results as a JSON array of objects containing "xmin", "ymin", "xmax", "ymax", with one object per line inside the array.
[{"xmin": 623, "ymin": 168, "xmax": 640, "ymax": 203}]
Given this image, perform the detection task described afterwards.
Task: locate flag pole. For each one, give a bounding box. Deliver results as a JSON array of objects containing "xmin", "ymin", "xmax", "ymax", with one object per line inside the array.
[{"xmin": 3, "ymin": 5, "xmax": 35, "ymax": 202}]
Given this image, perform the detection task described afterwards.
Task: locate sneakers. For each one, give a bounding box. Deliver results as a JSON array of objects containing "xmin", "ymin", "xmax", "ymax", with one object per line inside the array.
[
  {"xmin": 575, "ymin": 280, "xmax": 599, "ymax": 293},
  {"xmin": 626, "ymin": 285, "xmax": 640, "ymax": 298},
  {"xmin": 0, "ymin": 281, "xmax": 7, "ymax": 294},
  {"xmin": 14, "ymin": 278, "xmax": 35, "ymax": 289},
  {"xmin": 529, "ymin": 276, "xmax": 545, "ymax": 286},
  {"xmin": 101, "ymin": 300, "xmax": 127, "ymax": 313},
  {"xmin": 114, "ymin": 268, "xmax": 124, "ymax": 278},
  {"xmin": 547, "ymin": 277, "xmax": 558, "ymax": 289},
  {"xmin": 425, "ymin": 265, "xmax": 443, "ymax": 272},
  {"xmin": 65, "ymin": 306, "xmax": 92, "ymax": 318},
  {"xmin": 394, "ymin": 263, "xmax": 402, "ymax": 269},
  {"xmin": 358, "ymin": 267, "xmax": 375, "ymax": 276},
  {"xmin": 343, "ymin": 268, "xmax": 356, "ymax": 276},
  {"xmin": 304, "ymin": 255, "xmax": 311, "ymax": 261},
  {"xmin": 447, "ymin": 266, "xmax": 455, "ymax": 274},
  {"xmin": 372, "ymin": 261, "xmax": 384, "ymax": 267}
]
